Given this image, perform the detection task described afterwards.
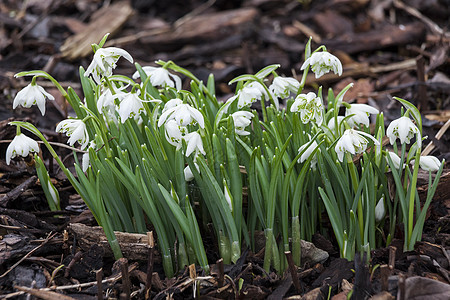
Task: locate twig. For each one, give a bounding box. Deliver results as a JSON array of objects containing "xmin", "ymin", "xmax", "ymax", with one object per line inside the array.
[
  {"xmin": 14, "ymin": 286, "xmax": 77, "ymax": 300},
  {"xmin": 119, "ymin": 258, "xmax": 131, "ymax": 300},
  {"xmin": 0, "ymin": 232, "xmax": 57, "ymax": 278},
  {"xmin": 422, "ymin": 119, "xmax": 450, "ymax": 156},
  {"xmin": 145, "ymin": 232, "xmax": 154, "ymax": 299},
  {"xmin": 284, "ymin": 251, "xmax": 302, "ymax": 294},
  {"xmin": 217, "ymin": 258, "xmax": 224, "ymax": 288},
  {"xmin": 393, "ymin": 0, "xmax": 450, "ymax": 38},
  {"xmin": 389, "ymin": 245, "xmax": 397, "ymax": 270},
  {"xmin": 96, "ymin": 269, "xmax": 103, "ymax": 300}
]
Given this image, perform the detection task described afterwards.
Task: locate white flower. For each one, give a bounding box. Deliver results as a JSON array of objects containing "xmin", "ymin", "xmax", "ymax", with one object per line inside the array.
[
  {"xmin": 375, "ymin": 197, "xmax": 385, "ymax": 222},
  {"xmin": 298, "ymin": 140, "xmax": 319, "ymax": 169},
  {"xmin": 386, "ymin": 116, "xmax": 419, "ymax": 145},
  {"xmin": 184, "ymin": 163, "xmax": 199, "ymax": 181},
  {"xmin": 164, "ymin": 119, "xmax": 188, "ymax": 149},
  {"xmin": 345, "ymin": 104, "xmax": 379, "ymax": 128},
  {"xmin": 269, "ymin": 77, "xmax": 300, "ymax": 99},
  {"xmin": 161, "ymin": 98, "xmax": 183, "ymax": 113},
  {"xmin": 13, "ymin": 83, "xmax": 54, "ymax": 116},
  {"xmin": 184, "ymin": 131, "xmax": 205, "ymax": 157},
  {"xmin": 6, "ymin": 133, "xmax": 39, "ymax": 165},
  {"xmin": 410, "ymin": 156, "xmax": 442, "ymax": 172},
  {"xmin": 231, "ymin": 111, "xmax": 254, "ymax": 136},
  {"xmin": 301, "ymin": 51, "xmax": 343, "ymax": 78},
  {"xmin": 386, "ymin": 151, "xmax": 405, "ymax": 169},
  {"xmin": 97, "ymin": 87, "xmax": 125, "ymax": 114},
  {"xmin": 227, "ymin": 81, "xmax": 268, "ymax": 109},
  {"xmin": 85, "ymin": 47, "xmax": 133, "ymax": 83},
  {"xmin": 132, "ymin": 66, "xmax": 182, "ymax": 90},
  {"xmin": 47, "ymin": 181, "xmax": 59, "ymax": 206},
  {"xmin": 327, "ymin": 116, "xmax": 345, "ymax": 132},
  {"xmin": 158, "ymin": 101, "xmax": 204, "ymax": 128},
  {"xmin": 82, "ymin": 141, "xmax": 96, "ymax": 172},
  {"xmin": 56, "ymin": 119, "xmax": 89, "ymax": 149},
  {"xmin": 117, "ymin": 92, "xmax": 144, "ymax": 123},
  {"xmin": 290, "ymin": 92, "xmax": 324, "ymax": 125},
  {"xmin": 335, "ymin": 129, "xmax": 380, "ymax": 162}
]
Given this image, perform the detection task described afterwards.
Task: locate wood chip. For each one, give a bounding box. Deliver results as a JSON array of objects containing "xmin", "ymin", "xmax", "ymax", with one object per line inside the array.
[{"xmin": 60, "ymin": 1, "xmax": 134, "ymax": 60}]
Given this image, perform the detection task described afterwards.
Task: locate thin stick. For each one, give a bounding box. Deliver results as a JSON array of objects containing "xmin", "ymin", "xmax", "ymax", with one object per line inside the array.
[
  {"xmin": 380, "ymin": 264, "xmax": 390, "ymax": 291},
  {"xmin": 145, "ymin": 232, "xmax": 154, "ymax": 299},
  {"xmin": 217, "ymin": 258, "xmax": 224, "ymax": 288},
  {"xmin": 119, "ymin": 258, "xmax": 131, "ymax": 300},
  {"xmin": 389, "ymin": 245, "xmax": 397, "ymax": 270},
  {"xmin": 96, "ymin": 268, "xmax": 103, "ymax": 300},
  {"xmin": 284, "ymin": 251, "xmax": 302, "ymax": 294}
]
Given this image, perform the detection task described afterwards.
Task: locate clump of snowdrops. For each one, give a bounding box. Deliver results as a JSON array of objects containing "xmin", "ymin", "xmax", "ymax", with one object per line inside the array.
[{"xmin": 7, "ymin": 34, "xmax": 444, "ymax": 277}]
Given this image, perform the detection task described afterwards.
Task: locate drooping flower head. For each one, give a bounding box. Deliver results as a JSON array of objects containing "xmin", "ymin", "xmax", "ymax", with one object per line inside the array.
[
  {"xmin": 385, "ymin": 151, "xmax": 405, "ymax": 170},
  {"xmin": 117, "ymin": 91, "xmax": 145, "ymax": 123},
  {"xmin": 410, "ymin": 156, "xmax": 442, "ymax": 172},
  {"xmin": 231, "ymin": 111, "xmax": 254, "ymax": 136},
  {"xmin": 158, "ymin": 99, "xmax": 204, "ymax": 128},
  {"xmin": 85, "ymin": 47, "xmax": 133, "ymax": 83},
  {"xmin": 298, "ymin": 139, "xmax": 320, "ymax": 169},
  {"xmin": 6, "ymin": 133, "xmax": 39, "ymax": 165},
  {"xmin": 164, "ymin": 119, "xmax": 188, "ymax": 149},
  {"xmin": 301, "ymin": 51, "xmax": 343, "ymax": 78},
  {"xmin": 345, "ymin": 104, "xmax": 379, "ymax": 128},
  {"xmin": 335, "ymin": 129, "xmax": 380, "ymax": 162},
  {"xmin": 290, "ymin": 92, "xmax": 324, "ymax": 126},
  {"xmin": 386, "ymin": 116, "xmax": 419, "ymax": 145},
  {"xmin": 132, "ymin": 66, "xmax": 182, "ymax": 90},
  {"xmin": 226, "ymin": 81, "xmax": 269, "ymax": 109},
  {"xmin": 13, "ymin": 83, "xmax": 54, "ymax": 116},
  {"xmin": 269, "ymin": 76, "xmax": 300, "ymax": 99},
  {"xmin": 56, "ymin": 119, "xmax": 89, "ymax": 150},
  {"xmin": 184, "ymin": 131, "xmax": 205, "ymax": 157}
]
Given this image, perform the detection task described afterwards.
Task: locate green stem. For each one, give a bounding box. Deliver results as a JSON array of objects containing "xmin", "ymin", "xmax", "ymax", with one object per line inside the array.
[
  {"xmin": 347, "ymin": 155, "xmax": 364, "ymax": 244},
  {"xmin": 407, "ymin": 148, "xmax": 421, "ymax": 250}
]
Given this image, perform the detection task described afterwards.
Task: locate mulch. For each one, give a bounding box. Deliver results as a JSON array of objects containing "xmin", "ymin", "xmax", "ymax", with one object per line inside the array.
[{"xmin": 0, "ymin": 0, "xmax": 450, "ymax": 299}]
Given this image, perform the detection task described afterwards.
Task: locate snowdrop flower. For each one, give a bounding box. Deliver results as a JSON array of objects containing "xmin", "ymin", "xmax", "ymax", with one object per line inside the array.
[
  {"xmin": 345, "ymin": 104, "xmax": 379, "ymax": 128},
  {"xmin": 335, "ymin": 129, "xmax": 380, "ymax": 162},
  {"xmin": 227, "ymin": 81, "xmax": 268, "ymax": 109},
  {"xmin": 184, "ymin": 163, "xmax": 200, "ymax": 181},
  {"xmin": 231, "ymin": 111, "xmax": 254, "ymax": 136},
  {"xmin": 47, "ymin": 181, "xmax": 60, "ymax": 206},
  {"xmin": 56, "ymin": 119, "xmax": 89, "ymax": 150},
  {"xmin": 301, "ymin": 51, "xmax": 343, "ymax": 78},
  {"xmin": 82, "ymin": 141, "xmax": 96, "ymax": 172},
  {"xmin": 13, "ymin": 83, "xmax": 54, "ymax": 116},
  {"xmin": 298, "ymin": 140, "xmax": 319, "ymax": 169},
  {"xmin": 290, "ymin": 92, "xmax": 324, "ymax": 126},
  {"xmin": 269, "ymin": 76, "xmax": 300, "ymax": 99},
  {"xmin": 158, "ymin": 101, "xmax": 204, "ymax": 128},
  {"xmin": 385, "ymin": 151, "xmax": 405, "ymax": 169},
  {"xmin": 117, "ymin": 92, "xmax": 145, "ymax": 123},
  {"xmin": 327, "ymin": 116, "xmax": 345, "ymax": 132},
  {"xmin": 386, "ymin": 116, "xmax": 419, "ymax": 145},
  {"xmin": 375, "ymin": 197, "xmax": 385, "ymax": 222},
  {"xmin": 132, "ymin": 66, "xmax": 182, "ymax": 90},
  {"xmin": 85, "ymin": 47, "xmax": 133, "ymax": 83},
  {"xmin": 6, "ymin": 133, "xmax": 39, "ymax": 165},
  {"xmin": 97, "ymin": 87, "xmax": 126, "ymax": 114},
  {"xmin": 410, "ymin": 156, "xmax": 442, "ymax": 172},
  {"xmin": 164, "ymin": 119, "xmax": 188, "ymax": 149},
  {"xmin": 185, "ymin": 131, "xmax": 205, "ymax": 157}
]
